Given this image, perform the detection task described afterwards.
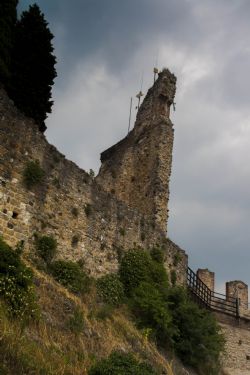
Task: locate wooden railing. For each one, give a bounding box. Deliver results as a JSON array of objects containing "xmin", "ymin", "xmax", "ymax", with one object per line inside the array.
[{"xmin": 187, "ymin": 267, "xmax": 239, "ymax": 318}]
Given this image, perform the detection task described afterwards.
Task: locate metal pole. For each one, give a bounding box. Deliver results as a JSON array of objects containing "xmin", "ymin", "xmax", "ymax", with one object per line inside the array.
[{"xmin": 127, "ymin": 97, "xmax": 132, "ymax": 134}]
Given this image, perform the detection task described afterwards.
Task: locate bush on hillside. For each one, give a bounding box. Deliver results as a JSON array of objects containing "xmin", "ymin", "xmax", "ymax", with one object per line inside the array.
[
  {"xmin": 88, "ymin": 351, "xmax": 159, "ymax": 375},
  {"xmin": 119, "ymin": 248, "xmax": 168, "ymax": 295},
  {"xmin": 130, "ymin": 282, "xmax": 174, "ymax": 345},
  {"xmin": 50, "ymin": 260, "xmax": 90, "ymax": 294},
  {"xmin": 118, "ymin": 247, "xmax": 224, "ymax": 374},
  {"xmin": 96, "ymin": 273, "xmax": 124, "ymax": 306},
  {"xmin": 35, "ymin": 235, "xmax": 57, "ymax": 263},
  {"xmin": 167, "ymin": 287, "xmax": 225, "ymax": 374},
  {"xmin": 0, "ymin": 237, "xmax": 37, "ymax": 319}
]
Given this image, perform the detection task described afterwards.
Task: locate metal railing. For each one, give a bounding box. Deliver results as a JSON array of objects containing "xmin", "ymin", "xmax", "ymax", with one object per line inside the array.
[{"xmin": 187, "ymin": 267, "xmax": 239, "ymax": 318}]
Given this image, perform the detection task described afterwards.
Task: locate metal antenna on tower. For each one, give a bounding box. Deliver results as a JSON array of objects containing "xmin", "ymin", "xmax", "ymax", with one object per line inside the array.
[
  {"xmin": 136, "ymin": 71, "xmax": 144, "ymax": 111},
  {"xmin": 153, "ymin": 49, "xmax": 159, "ymax": 83},
  {"xmin": 127, "ymin": 97, "xmax": 133, "ymax": 134}
]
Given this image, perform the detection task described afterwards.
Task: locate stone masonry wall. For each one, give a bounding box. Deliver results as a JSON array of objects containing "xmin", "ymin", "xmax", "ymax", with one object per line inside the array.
[
  {"xmin": 0, "ymin": 69, "xmax": 187, "ymax": 280},
  {"xmin": 97, "ymin": 69, "xmax": 176, "ymax": 234},
  {"xmin": 220, "ymin": 320, "xmax": 250, "ymax": 375}
]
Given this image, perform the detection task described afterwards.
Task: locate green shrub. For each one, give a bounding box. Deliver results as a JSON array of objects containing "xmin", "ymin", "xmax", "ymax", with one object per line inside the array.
[
  {"xmin": 167, "ymin": 287, "xmax": 225, "ymax": 374},
  {"xmin": 23, "ymin": 160, "xmax": 45, "ymax": 188},
  {"xmin": 35, "ymin": 235, "xmax": 57, "ymax": 263},
  {"xmin": 119, "ymin": 249, "xmax": 152, "ymax": 295},
  {"xmin": 0, "ymin": 238, "xmax": 37, "ymax": 319},
  {"xmin": 150, "ymin": 247, "xmax": 164, "ymax": 263},
  {"xmin": 170, "ymin": 270, "xmax": 177, "ymax": 286},
  {"xmin": 68, "ymin": 307, "xmax": 85, "ymax": 334},
  {"xmin": 150, "ymin": 260, "xmax": 169, "ymax": 291},
  {"xmin": 96, "ymin": 274, "xmax": 124, "ymax": 306},
  {"xmin": 88, "ymin": 351, "xmax": 158, "ymax": 375},
  {"xmin": 130, "ymin": 282, "xmax": 174, "ymax": 345},
  {"xmin": 119, "ymin": 248, "xmax": 168, "ymax": 295},
  {"xmin": 50, "ymin": 260, "xmax": 90, "ymax": 294}
]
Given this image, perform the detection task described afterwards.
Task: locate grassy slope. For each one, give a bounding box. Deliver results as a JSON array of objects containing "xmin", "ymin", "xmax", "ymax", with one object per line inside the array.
[{"xmin": 0, "ymin": 264, "xmax": 197, "ymax": 375}]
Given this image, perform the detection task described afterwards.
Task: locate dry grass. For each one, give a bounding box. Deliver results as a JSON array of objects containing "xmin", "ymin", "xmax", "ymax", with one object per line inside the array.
[{"xmin": 0, "ymin": 263, "xmax": 191, "ymax": 374}]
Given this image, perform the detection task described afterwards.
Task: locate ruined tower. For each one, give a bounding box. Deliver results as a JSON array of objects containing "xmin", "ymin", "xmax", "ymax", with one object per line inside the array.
[{"xmin": 97, "ymin": 69, "xmax": 176, "ymax": 234}]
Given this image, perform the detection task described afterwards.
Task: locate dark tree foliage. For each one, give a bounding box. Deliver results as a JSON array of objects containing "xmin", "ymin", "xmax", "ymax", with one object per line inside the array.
[
  {"xmin": 9, "ymin": 4, "xmax": 56, "ymax": 132},
  {"xmin": 0, "ymin": 0, "xmax": 18, "ymax": 86}
]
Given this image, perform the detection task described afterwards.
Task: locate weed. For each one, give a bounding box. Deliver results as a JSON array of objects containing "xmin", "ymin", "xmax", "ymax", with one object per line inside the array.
[
  {"xmin": 35, "ymin": 235, "xmax": 57, "ymax": 263},
  {"xmin": 23, "ymin": 160, "xmax": 45, "ymax": 189}
]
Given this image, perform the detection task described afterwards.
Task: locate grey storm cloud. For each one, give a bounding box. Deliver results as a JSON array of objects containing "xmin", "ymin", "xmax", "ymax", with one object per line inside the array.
[{"xmin": 19, "ymin": 0, "xmax": 250, "ymax": 294}]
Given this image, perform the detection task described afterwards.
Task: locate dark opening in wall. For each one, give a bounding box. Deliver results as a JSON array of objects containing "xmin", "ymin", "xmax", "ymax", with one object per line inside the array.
[
  {"xmin": 3, "ymin": 208, "xmax": 7, "ymax": 214},
  {"xmin": 12, "ymin": 211, "xmax": 18, "ymax": 219}
]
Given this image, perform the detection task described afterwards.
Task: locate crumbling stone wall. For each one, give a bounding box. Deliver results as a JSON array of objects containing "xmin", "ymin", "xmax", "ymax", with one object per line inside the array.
[
  {"xmin": 97, "ymin": 69, "xmax": 176, "ymax": 234},
  {"xmin": 0, "ymin": 69, "xmax": 187, "ymax": 279},
  {"xmin": 220, "ymin": 320, "xmax": 250, "ymax": 375}
]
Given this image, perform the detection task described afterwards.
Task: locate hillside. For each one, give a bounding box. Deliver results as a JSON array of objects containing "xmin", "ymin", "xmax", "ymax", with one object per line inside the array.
[{"xmin": 0, "ymin": 252, "xmax": 198, "ymax": 375}]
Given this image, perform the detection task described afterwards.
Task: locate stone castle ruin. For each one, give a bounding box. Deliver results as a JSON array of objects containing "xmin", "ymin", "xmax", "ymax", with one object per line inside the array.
[
  {"xmin": 1, "ymin": 67, "xmax": 250, "ymax": 374},
  {"xmin": 0, "ymin": 69, "xmax": 186, "ymax": 282}
]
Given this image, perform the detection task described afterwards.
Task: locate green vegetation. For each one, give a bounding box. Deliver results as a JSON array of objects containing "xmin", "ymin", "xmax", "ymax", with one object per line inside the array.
[
  {"xmin": 35, "ymin": 234, "xmax": 57, "ymax": 263},
  {"xmin": 0, "ymin": 0, "xmax": 18, "ymax": 86},
  {"xmin": 0, "ymin": 234, "xmax": 224, "ymax": 374},
  {"xmin": 173, "ymin": 252, "xmax": 182, "ymax": 267},
  {"xmin": 170, "ymin": 270, "xmax": 177, "ymax": 286},
  {"xmin": 88, "ymin": 351, "xmax": 158, "ymax": 375},
  {"xmin": 96, "ymin": 273, "xmax": 124, "ymax": 306},
  {"xmin": 167, "ymin": 287, "xmax": 224, "ymax": 374},
  {"xmin": 150, "ymin": 246, "xmax": 164, "ymax": 263},
  {"xmin": 118, "ymin": 248, "xmax": 224, "ymax": 374},
  {"xmin": 9, "ymin": 4, "xmax": 56, "ymax": 132},
  {"xmin": 23, "ymin": 160, "xmax": 45, "ymax": 188},
  {"xmin": 130, "ymin": 282, "xmax": 174, "ymax": 345},
  {"xmin": 0, "ymin": 238, "xmax": 37, "ymax": 319},
  {"xmin": 119, "ymin": 248, "xmax": 168, "ymax": 295},
  {"xmin": 50, "ymin": 260, "xmax": 90, "ymax": 294}
]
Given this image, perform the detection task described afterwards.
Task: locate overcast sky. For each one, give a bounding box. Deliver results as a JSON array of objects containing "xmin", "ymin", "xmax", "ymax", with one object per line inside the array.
[{"xmin": 19, "ymin": 0, "xmax": 250, "ymax": 295}]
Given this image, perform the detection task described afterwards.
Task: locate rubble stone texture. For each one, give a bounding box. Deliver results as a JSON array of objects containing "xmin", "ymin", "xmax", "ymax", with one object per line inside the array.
[{"xmin": 197, "ymin": 268, "xmax": 215, "ymax": 291}]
